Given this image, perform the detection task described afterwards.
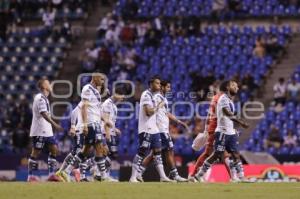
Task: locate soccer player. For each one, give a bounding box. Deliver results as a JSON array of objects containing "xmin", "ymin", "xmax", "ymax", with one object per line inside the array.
[
  {"xmin": 130, "ymin": 75, "xmax": 172, "ymax": 182},
  {"xmin": 56, "ymin": 73, "xmax": 112, "ymax": 182},
  {"xmin": 96, "ymin": 87, "xmax": 124, "ymax": 181},
  {"xmin": 28, "ymin": 78, "xmax": 63, "ymax": 182},
  {"xmin": 195, "ymin": 80, "xmax": 249, "ymax": 182},
  {"xmin": 189, "ymin": 82, "xmax": 233, "ymax": 181},
  {"xmin": 137, "ymin": 80, "xmax": 188, "ymax": 182},
  {"xmin": 57, "ymin": 105, "xmax": 84, "ymax": 182}
]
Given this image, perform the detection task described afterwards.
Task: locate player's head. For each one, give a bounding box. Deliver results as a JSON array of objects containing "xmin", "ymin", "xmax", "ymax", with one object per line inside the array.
[
  {"xmin": 227, "ymin": 80, "xmax": 239, "ymax": 96},
  {"xmin": 113, "ymin": 86, "xmax": 125, "ymax": 102},
  {"xmin": 37, "ymin": 78, "xmax": 51, "ymax": 94},
  {"xmin": 148, "ymin": 75, "xmax": 161, "ymax": 92},
  {"xmin": 91, "ymin": 72, "xmax": 106, "ymax": 89},
  {"xmin": 219, "ymin": 80, "xmax": 229, "ymax": 93},
  {"xmin": 161, "ymin": 79, "xmax": 171, "ymax": 94}
]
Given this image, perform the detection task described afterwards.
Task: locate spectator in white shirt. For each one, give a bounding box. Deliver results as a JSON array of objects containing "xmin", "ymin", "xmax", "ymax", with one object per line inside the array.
[
  {"xmin": 273, "ymin": 77, "xmax": 287, "ymax": 105},
  {"xmin": 105, "ymin": 23, "xmax": 120, "ymax": 47},
  {"xmin": 97, "ymin": 12, "xmax": 114, "ymax": 38},
  {"xmin": 287, "ymin": 78, "xmax": 300, "ymax": 102},
  {"xmin": 42, "ymin": 7, "xmax": 56, "ymax": 32}
]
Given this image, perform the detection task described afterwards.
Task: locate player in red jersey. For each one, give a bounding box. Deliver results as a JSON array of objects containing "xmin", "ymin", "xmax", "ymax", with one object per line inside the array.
[{"xmin": 189, "ymin": 82, "xmax": 233, "ymax": 181}]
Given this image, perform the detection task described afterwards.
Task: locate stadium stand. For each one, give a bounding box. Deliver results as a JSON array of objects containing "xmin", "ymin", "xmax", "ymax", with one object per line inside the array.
[
  {"xmin": 115, "ymin": 0, "xmax": 300, "ymax": 18},
  {"xmin": 244, "ymin": 65, "xmax": 300, "ymax": 155}
]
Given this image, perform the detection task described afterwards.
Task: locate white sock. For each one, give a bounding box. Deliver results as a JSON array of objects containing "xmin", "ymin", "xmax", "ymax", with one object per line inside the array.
[{"xmin": 154, "ymin": 155, "xmax": 168, "ymax": 179}]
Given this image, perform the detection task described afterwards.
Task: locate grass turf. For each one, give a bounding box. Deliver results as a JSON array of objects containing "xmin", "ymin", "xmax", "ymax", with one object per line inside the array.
[{"xmin": 0, "ymin": 182, "xmax": 299, "ymax": 199}]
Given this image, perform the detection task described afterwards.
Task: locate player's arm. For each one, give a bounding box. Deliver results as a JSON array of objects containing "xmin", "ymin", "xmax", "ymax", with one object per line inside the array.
[
  {"xmin": 81, "ymin": 99, "xmax": 89, "ymax": 135},
  {"xmin": 69, "ymin": 107, "xmax": 78, "ymax": 136},
  {"xmin": 102, "ymin": 112, "xmax": 112, "ymax": 142},
  {"xmin": 222, "ymin": 107, "xmax": 249, "ymax": 129},
  {"xmin": 115, "ymin": 128, "xmax": 121, "ymax": 135},
  {"xmin": 40, "ymin": 112, "xmax": 63, "ymax": 131},
  {"xmin": 143, "ymin": 101, "xmax": 164, "ymax": 116},
  {"xmin": 167, "ymin": 112, "xmax": 188, "ymax": 129}
]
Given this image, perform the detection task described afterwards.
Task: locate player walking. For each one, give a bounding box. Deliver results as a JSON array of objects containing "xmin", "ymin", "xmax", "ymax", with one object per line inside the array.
[
  {"xmin": 27, "ymin": 78, "xmax": 63, "ymax": 182},
  {"xmin": 130, "ymin": 75, "xmax": 172, "ymax": 182},
  {"xmin": 195, "ymin": 80, "xmax": 249, "ymax": 182}
]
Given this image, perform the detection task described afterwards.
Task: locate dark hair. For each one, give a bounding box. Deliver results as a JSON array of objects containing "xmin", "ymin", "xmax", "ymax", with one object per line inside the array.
[
  {"xmin": 148, "ymin": 75, "xmax": 161, "ymax": 86},
  {"xmin": 161, "ymin": 79, "xmax": 171, "ymax": 87},
  {"xmin": 37, "ymin": 77, "xmax": 48, "ymax": 90},
  {"xmin": 114, "ymin": 86, "xmax": 124, "ymax": 95},
  {"xmin": 279, "ymin": 77, "xmax": 285, "ymax": 82},
  {"xmin": 219, "ymin": 80, "xmax": 229, "ymax": 92}
]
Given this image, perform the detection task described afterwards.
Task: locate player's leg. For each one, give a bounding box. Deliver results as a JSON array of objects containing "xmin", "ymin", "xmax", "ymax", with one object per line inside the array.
[
  {"xmin": 28, "ymin": 137, "xmax": 43, "ymax": 182},
  {"xmin": 161, "ymin": 133, "xmax": 187, "ymax": 182},
  {"xmin": 130, "ymin": 133, "xmax": 150, "ymax": 182},
  {"xmin": 136, "ymin": 150, "xmax": 153, "ymax": 182},
  {"xmin": 195, "ymin": 132, "xmax": 225, "ymax": 181},
  {"xmin": 222, "ymin": 151, "xmax": 238, "ymax": 181},
  {"xmin": 47, "ymin": 138, "xmax": 60, "ymax": 181},
  {"xmin": 59, "ymin": 133, "xmax": 82, "ymax": 172},
  {"xmin": 226, "ymin": 134, "xmax": 246, "ymax": 182},
  {"xmin": 104, "ymin": 135, "xmax": 119, "ymax": 181},
  {"xmin": 94, "ymin": 143, "xmax": 110, "ymax": 181},
  {"xmin": 93, "ymin": 124, "xmax": 114, "ymax": 181},
  {"xmin": 190, "ymin": 132, "xmax": 214, "ymax": 177},
  {"xmin": 151, "ymin": 133, "xmax": 173, "ymax": 182}
]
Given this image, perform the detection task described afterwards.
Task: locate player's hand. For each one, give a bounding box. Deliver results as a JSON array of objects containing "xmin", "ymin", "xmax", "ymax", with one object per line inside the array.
[
  {"xmin": 241, "ymin": 121, "xmax": 249, "ymax": 129},
  {"xmin": 158, "ymin": 101, "xmax": 165, "ymax": 108},
  {"xmin": 105, "ymin": 121, "xmax": 113, "ymax": 128},
  {"xmin": 54, "ymin": 124, "xmax": 64, "ymax": 132},
  {"xmin": 181, "ymin": 121, "xmax": 189, "ymax": 130},
  {"xmin": 115, "ymin": 128, "xmax": 121, "ymax": 135},
  {"xmin": 83, "ymin": 126, "xmax": 88, "ymax": 136},
  {"xmin": 105, "ymin": 133, "xmax": 111, "ymax": 142},
  {"xmin": 69, "ymin": 127, "xmax": 76, "ymax": 137}
]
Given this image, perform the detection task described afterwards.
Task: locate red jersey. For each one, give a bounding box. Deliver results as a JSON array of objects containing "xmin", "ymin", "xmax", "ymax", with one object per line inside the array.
[{"xmin": 206, "ymin": 93, "xmax": 223, "ymax": 133}]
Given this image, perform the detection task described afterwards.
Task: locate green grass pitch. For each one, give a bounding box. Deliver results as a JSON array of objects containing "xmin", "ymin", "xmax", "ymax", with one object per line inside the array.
[{"xmin": 0, "ymin": 182, "xmax": 299, "ymax": 199}]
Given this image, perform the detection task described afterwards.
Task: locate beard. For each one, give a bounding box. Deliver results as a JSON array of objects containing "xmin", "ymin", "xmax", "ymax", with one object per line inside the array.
[{"xmin": 229, "ymin": 90, "xmax": 237, "ymax": 96}]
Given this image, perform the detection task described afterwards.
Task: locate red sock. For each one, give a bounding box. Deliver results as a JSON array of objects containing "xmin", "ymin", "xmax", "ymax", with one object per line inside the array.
[{"xmin": 191, "ymin": 154, "xmax": 207, "ymax": 176}]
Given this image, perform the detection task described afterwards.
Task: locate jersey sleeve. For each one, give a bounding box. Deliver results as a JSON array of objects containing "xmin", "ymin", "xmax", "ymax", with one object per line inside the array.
[
  {"xmin": 140, "ymin": 93, "xmax": 153, "ymax": 107},
  {"xmin": 70, "ymin": 106, "xmax": 79, "ymax": 125},
  {"xmin": 37, "ymin": 97, "xmax": 48, "ymax": 113},
  {"xmin": 153, "ymin": 94, "xmax": 162, "ymax": 105},
  {"xmin": 81, "ymin": 86, "xmax": 92, "ymax": 101},
  {"xmin": 102, "ymin": 102, "xmax": 111, "ymax": 114},
  {"xmin": 219, "ymin": 96, "xmax": 231, "ymax": 111}
]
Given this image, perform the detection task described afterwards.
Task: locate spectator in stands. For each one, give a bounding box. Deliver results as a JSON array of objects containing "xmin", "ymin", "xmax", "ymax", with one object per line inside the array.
[
  {"xmin": 273, "ymin": 77, "xmax": 287, "ymax": 105},
  {"xmin": 264, "ymin": 124, "xmax": 283, "ymax": 149},
  {"xmin": 120, "ymin": 21, "xmax": 136, "ymax": 45},
  {"xmin": 96, "ymin": 45, "xmax": 112, "ymax": 75},
  {"xmin": 61, "ymin": 18, "xmax": 72, "ymax": 41},
  {"xmin": 105, "ymin": 23, "xmax": 120, "ymax": 47},
  {"xmin": 287, "ymin": 78, "xmax": 300, "ymax": 102},
  {"xmin": 211, "ymin": 0, "xmax": 227, "ymax": 22},
  {"xmin": 136, "ymin": 20, "xmax": 151, "ymax": 38},
  {"xmin": 242, "ymin": 73, "xmax": 258, "ymax": 91},
  {"xmin": 283, "ymin": 130, "xmax": 298, "ymax": 148},
  {"xmin": 97, "ymin": 12, "xmax": 114, "ymax": 38},
  {"xmin": 253, "ymin": 36, "xmax": 266, "ymax": 58},
  {"xmin": 122, "ymin": 0, "xmax": 138, "ymax": 20},
  {"xmin": 42, "ymin": 6, "xmax": 56, "ymax": 33}
]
